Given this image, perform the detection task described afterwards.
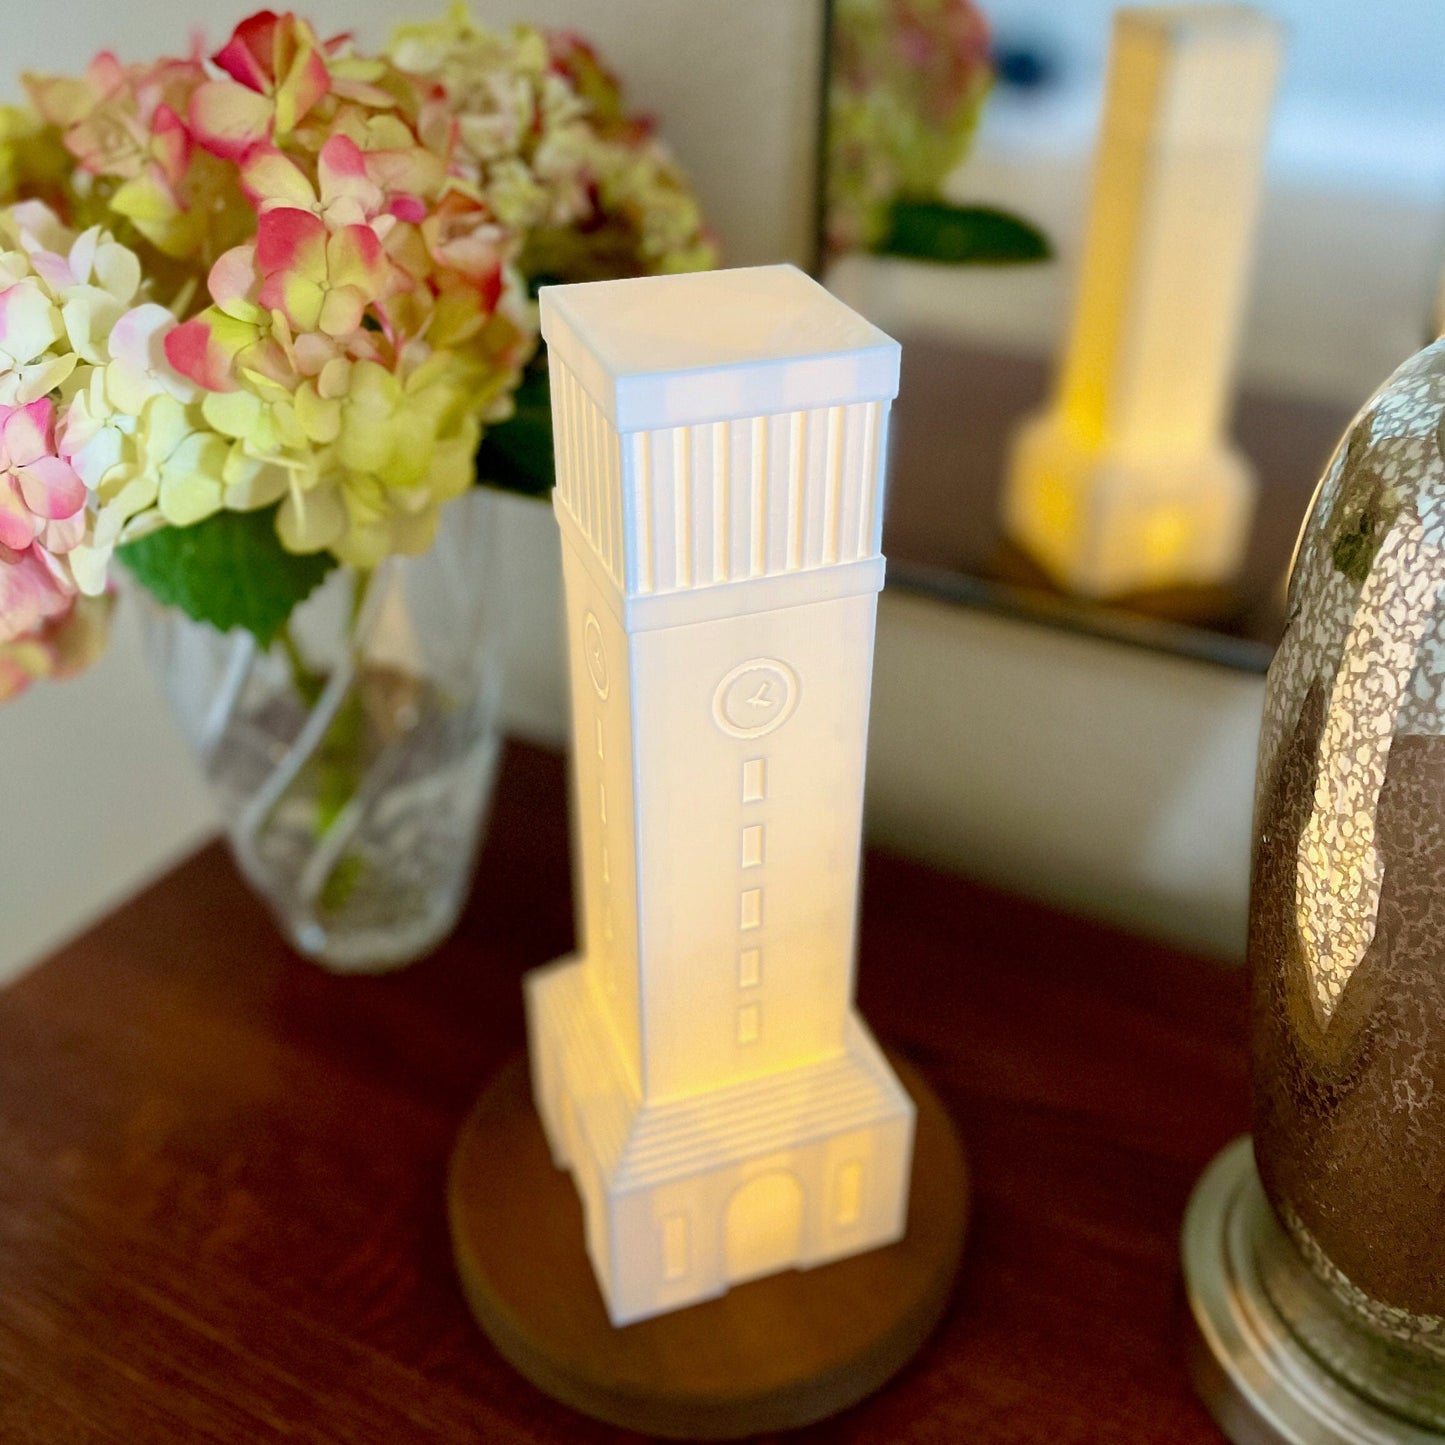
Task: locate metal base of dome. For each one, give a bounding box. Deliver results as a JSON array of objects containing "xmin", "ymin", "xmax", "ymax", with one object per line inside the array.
[{"xmin": 1182, "ymin": 1137, "xmax": 1442, "ymax": 1445}]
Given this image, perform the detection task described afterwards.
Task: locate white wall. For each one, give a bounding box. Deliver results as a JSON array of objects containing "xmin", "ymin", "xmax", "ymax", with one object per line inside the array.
[
  {"xmin": 0, "ymin": 600, "xmax": 214, "ymax": 976},
  {"xmin": 867, "ymin": 593, "xmax": 1261, "ymax": 959}
]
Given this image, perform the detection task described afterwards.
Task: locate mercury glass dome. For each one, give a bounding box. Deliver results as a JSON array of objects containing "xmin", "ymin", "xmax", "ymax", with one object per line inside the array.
[{"xmin": 1248, "ymin": 337, "xmax": 1445, "ymax": 1426}]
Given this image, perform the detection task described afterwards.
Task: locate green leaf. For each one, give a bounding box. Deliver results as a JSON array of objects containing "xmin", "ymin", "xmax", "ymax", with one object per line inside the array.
[
  {"xmin": 119, "ymin": 505, "xmax": 338, "ymax": 646},
  {"xmin": 475, "ymin": 362, "xmax": 555, "ymax": 498},
  {"xmin": 874, "ymin": 200, "xmax": 1050, "ymax": 266}
]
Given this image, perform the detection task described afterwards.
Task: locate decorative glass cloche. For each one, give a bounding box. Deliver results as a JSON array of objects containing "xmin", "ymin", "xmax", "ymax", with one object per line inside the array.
[{"xmin": 1186, "ymin": 339, "xmax": 1445, "ymax": 1441}]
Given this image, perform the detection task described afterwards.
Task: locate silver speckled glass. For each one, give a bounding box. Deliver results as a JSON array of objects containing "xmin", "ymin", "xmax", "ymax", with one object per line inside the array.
[{"xmin": 1250, "ymin": 340, "xmax": 1445, "ymax": 1426}]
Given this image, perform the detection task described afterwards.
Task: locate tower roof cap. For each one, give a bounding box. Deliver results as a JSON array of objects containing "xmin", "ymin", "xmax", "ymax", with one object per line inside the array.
[{"xmin": 539, "ymin": 264, "xmax": 900, "ymax": 433}]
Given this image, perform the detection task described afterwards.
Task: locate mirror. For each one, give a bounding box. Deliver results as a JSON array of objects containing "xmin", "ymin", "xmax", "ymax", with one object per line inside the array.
[{"xmin": 820, "ymin": 0, "xmax": 1445, "ymax": 670}]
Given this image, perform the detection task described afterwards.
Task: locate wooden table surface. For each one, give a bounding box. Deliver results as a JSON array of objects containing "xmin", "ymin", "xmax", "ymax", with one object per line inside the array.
[{"xmin": 0, "ymin": 741, "xmax": 1247, "ymax": 1443}]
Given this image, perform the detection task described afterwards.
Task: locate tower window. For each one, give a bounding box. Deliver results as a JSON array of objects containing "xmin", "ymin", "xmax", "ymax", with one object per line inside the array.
[
  {"xmin": 742, "ymin": 758, "xmax": 766, "ymax": 802},
  {"xmin": 835, "ymin": 1160, "xmax": 864, "ymax": 1227},
  {"xmin": 739, "ymin": 947, "xmax": 761, "ymax": 988},
  {"xmin": 740, "ymin": 889, "xmax": 762, "ymax": 930},
  {"xmin": 737, "ymin": 1003, "xmax": 760, "ymax": 1044}
]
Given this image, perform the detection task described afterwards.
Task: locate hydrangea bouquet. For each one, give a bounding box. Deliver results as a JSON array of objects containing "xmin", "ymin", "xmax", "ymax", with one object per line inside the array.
[
  {"xmin": 0, "ymin": 6, "xmax": 713, "ymax": 692},
  {"xmin": 0, "ymin": 8, "xmax": 712, "ymax": 965}
]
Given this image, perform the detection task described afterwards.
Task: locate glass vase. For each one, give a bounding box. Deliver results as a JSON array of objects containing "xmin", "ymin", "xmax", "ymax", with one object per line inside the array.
[
  {"xmin": 142, "ymin": 489, "xmax": 506, "ymax": 972},
  {"xmin": 1248, "ymin": 338, "xmax": 1445, "ymax": 1426}
]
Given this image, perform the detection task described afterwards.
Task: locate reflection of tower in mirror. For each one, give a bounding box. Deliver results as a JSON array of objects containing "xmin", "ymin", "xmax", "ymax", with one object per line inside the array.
[
  {"xmin": 525, "ymin": 265, "xmax": 916, "ymax": 1327},
  {"xmin": 1005, "ymin": 6, "xmax": 1281, "ymax": 597}
]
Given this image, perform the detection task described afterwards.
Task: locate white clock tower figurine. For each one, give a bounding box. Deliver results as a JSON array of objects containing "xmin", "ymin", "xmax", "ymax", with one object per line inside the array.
[{"xmin": 526, "ymin": 264, "xmax": 915, "ymax": 1327}]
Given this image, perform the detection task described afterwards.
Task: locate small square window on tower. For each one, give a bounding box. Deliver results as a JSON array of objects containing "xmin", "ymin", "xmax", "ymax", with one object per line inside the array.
[
  {"xmin": 741, "ymin": 758, "xmax": 766, "ymax": 803},
  {"xmin": 737, "ymin": 1003, "xmax": 760, "ymax": 1044},
  {"xmin": 739, "ymin": 947, "xmax": 761, "ymax": 988},
  {"xmin": 741, "ymin": 824, "xmax": 765, "ymax": 868},
  {"xmin": 834, "ymin": 1160, "xmax": 864, "ymax": 1227},
  {"xmin": 740, "ymin": 888, "xmax": 762, "ymax": 930}
]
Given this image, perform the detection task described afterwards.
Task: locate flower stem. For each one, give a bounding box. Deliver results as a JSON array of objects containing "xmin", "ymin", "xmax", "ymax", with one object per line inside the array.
[
  {"xmin": 307, "ymin": 567, "xmax": 380, "ymax": 909},
  {"xmin": 277, "ymin": 623, "xmax": 324, "ymax": 708},
  {"xmin": 349, "ymin": 567, "xmax": 374, "ymax": 633}
]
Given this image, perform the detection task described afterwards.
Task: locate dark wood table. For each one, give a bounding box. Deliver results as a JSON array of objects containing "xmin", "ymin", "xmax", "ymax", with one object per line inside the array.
[{"xmin": 0, "ymin": 741, "xmax": 1248, "ymax": 1443}]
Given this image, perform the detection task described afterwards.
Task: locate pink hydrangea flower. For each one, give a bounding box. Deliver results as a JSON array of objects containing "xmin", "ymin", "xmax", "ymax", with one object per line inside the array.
[
  {"xmin": 26, "ymin": 51, "xmax": 227, "ymax": 262},
  {"xmin": 0, "ymin": 397, "xmax": 85, "ymax": 643},
  {"xmin": 0, "ymin": 589, "xmax": 111, "ymax": 701},
  {"xmin": 242, "ymin": 133, "xmax": 429, "ymax": 229},
  {"xmin": 0, "ymin": 398, "xmax": 84, "ymax": 550},
  {"xmin": 0, "ymin": 539, "xmax": 74, "ymax": 644},
  {"xmin": 15, "ymin": 7, "xmax": 712, "ymax": 589},
  {"xmin": 189, "ymin": 11, "xmax": 332, "ymax": 159},
  {"xmin": 255, "ymin": 206, "xmax": 390, "ymax": 337}
]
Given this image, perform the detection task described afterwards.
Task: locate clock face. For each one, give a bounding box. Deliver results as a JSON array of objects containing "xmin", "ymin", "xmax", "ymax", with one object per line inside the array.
[
  {"xmin": 583, "ymin": 612, "xmax": 610, "ymax": 700},
  {"xmin": 713, "ymin": 659, "xmax": 799, "ymax": 739}
]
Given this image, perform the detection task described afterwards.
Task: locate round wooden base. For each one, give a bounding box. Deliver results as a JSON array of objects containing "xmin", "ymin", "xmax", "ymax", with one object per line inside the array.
[{"xmin": 448, "ymin": 1051, "xmax": 968, "ymax": 1440}]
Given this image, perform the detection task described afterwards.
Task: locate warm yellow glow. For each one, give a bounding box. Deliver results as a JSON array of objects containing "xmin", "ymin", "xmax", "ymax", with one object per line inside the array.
[
  {"xmin": 1033, "ymin": 462, "xmax": 1080, "ymax": 555},
  {"xmin": 528, "ymin": 267, "xmax": 915, "ymax": 1327},
  {"xmin": 834, "ymin": 1160, "xmax": 864, "ymax": 1227},
  {"xmin": 1139, "ymin": 505, "xmax": 1192, "ymax": 571},
  {"xmin": 726, "ymin": 1172, "xmax": 805, "ymax": 1283},
  {"xmin": 1058, "ymin": 18, "xmax": 1166, "ymax": 446},
  {"xmin": 1004, "ymin": 7, "xmax": 1279, "ymax": 597}
]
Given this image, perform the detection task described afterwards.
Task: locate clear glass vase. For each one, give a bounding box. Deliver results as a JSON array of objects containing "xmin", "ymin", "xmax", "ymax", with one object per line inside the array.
[
  {"xmin": 1249, "ymin": 338, "xmax": 1445, "ymax": 1426},
  {"xmin": 142, "ymin": 489, "xmax": 506, "ymax": 972}
]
